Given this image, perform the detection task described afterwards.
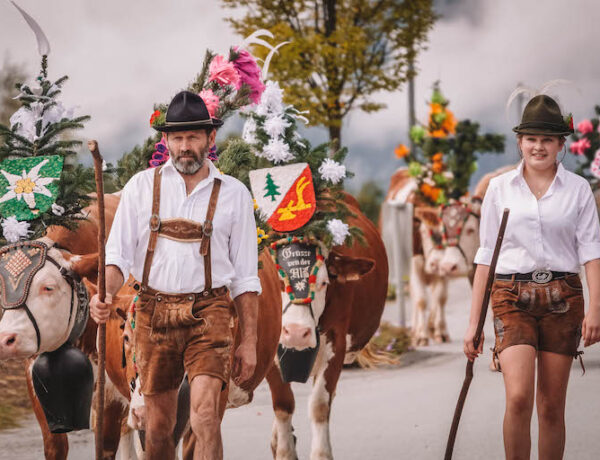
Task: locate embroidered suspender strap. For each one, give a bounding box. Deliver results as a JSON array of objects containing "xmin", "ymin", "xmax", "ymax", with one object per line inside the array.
[
  {"xmin": 141, "ymin": 166, "xmax": 163, "ymax": 291},
  {"xmin": 201, "ymin": 178, "xmax": 222, "ymax": 292}
]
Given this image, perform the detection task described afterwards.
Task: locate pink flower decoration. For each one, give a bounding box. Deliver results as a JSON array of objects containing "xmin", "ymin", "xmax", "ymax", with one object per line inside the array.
[
  {"xmin": 232, "ymin": 47, "xmax": 265, "ymax": 104},
  {"xmin": 577, "ymin": 119, "xmax": 593, "ymax": 134},
  {"xmin": 569, "ymin": 138, "xmax": 591, "ymax": 156},
  {"xmin": 208, "ymin": 55, "xmax": 241, "ymax": 89},
  {"xmin": 199, "ymin": 89, "xmax": 220, "ymax": 118}
]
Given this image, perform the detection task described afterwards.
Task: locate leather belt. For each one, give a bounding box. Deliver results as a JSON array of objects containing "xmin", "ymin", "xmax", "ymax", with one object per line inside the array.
[
  {"xmin": 495, "ymin": 270, "xmax": 577, "ymax": 284},
  {"xmin": 132, "ymin": 281, "xmax": 228, "ymax": 301}
]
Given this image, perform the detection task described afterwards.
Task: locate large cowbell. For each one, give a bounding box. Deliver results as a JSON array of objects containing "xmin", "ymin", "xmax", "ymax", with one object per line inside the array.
[
  {"xmin": 276, "ymin": 241, "xmax": 321, "ymax": 383},
  {"xmin": 32, "ymin": 343, "xmax": 94, "ymax": 433}
]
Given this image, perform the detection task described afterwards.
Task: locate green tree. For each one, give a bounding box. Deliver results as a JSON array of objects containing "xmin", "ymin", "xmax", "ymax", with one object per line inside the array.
[
  {"xmin": 221, "ymin": 0, "xmax": 436, "ymax": 145},
  {"xmin": 356, "ymin": 180, "xmax": 384, "ymax": 224},
  {"xmin": 264, "ymin": 172, "xmax": 281, "ymax": 201}
]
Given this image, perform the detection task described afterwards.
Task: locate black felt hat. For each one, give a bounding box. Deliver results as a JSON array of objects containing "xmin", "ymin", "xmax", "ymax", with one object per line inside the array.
[
  {"xmin": 513, "ymin": 95, "xmax": 573, "ymax": 136},
  {"xmin": 153, "ymin": 91, "xmax": 223, "ymax": 132}
]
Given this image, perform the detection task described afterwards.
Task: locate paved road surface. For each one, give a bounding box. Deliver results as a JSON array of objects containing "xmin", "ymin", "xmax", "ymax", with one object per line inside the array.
[{"xmin": 2, "ymin": 277, "xmax": 600, "ymax": 459}]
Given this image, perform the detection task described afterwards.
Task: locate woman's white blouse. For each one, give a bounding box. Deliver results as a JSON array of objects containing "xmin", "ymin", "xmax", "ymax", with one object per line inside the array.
[{"xmin": 474, "ymin": 161, "xmax": 600, "ymax": 274}]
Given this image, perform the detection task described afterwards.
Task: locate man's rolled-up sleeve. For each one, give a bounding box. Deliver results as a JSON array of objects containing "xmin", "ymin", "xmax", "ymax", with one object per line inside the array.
[
  {"xmin": 105, "ymin": 178, "xmax": 139, "ymax": 280},
  {"xmin": 576, "ymin": 183, "xmax": 600, "ymax": 265},
  {"xmin": 229, "ymin": 187, "xmax": 262, "ymax": 298},
  {"xmin": 473, "ymin": 181, "xmax": 500, "ymax": 266}
]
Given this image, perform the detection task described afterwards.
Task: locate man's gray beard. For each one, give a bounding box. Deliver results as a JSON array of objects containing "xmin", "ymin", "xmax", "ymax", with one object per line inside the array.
[{"xmin": 173, "ymin": 150, "xmax": 207, "ymax": 175}]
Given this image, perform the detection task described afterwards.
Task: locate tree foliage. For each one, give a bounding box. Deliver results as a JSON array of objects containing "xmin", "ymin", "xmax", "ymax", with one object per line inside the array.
[
  {"xmin": 356, "ymin": 180, "xmax": 384, "ymax": 224},
  {"xmin": 0, "ymin": 58, "xmax": 27, "ymax": 127},
  {"xmin": 221, "ymin": 0, "xmax": 436, "ymax": 143}
]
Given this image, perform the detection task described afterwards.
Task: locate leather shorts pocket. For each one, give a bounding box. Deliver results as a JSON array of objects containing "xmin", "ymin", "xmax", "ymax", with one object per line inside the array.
[{"xmin": 560, "ymin": 275, "xmax": 583, "ymax": 293}]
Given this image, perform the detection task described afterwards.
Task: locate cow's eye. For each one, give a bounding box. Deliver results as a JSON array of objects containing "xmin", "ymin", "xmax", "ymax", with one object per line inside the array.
[
  {"xmin": 123, "ymin": 334, "xmax": 130, "ymax": 344},
  {"xmin": 43, "ymin": 286, "xmax": 54, "ymax": 292}
]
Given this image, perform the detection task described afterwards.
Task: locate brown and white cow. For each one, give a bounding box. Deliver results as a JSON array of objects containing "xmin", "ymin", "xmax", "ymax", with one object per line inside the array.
[
  {"xmin": 266, "ymin": 194, "xmax": 388, "ymax": 460},
  {"xmin": 0, "ymin": 193, "xmax": 282, "ymax": 460},
  {"xmin": 383, "ymin": 165, "xmax": 516, "ymax": 346},
  {"xmin": 0, "ymin": 195, "xmax": 140, "ymax": 459}
]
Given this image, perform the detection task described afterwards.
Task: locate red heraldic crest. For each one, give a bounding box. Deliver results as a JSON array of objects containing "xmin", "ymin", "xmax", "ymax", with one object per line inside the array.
[{"xmin": 249, "ymin": 163, "xmax": 316, "ymax": 232}]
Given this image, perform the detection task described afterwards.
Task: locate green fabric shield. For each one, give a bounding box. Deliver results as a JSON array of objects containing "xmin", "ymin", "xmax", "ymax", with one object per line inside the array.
[{"xmin": 0, "ymin": 155, "xmax": 64, "ymax": 221}]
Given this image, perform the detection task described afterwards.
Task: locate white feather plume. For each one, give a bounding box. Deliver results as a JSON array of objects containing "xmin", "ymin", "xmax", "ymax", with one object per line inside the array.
[
  {"xmin": 239, "ymin": 29, "xmax": 274, "ymax": 51},
  {"xmin": 11, "ymin": 1, "xmax": 51, "ymax": 56},
  {"xmin": 262, "ymin": 41, "xmax": 290, "ymax": 80},
  {"xmin": 506, "ymin": 79, "xmax": 573, "ymax": 118}
]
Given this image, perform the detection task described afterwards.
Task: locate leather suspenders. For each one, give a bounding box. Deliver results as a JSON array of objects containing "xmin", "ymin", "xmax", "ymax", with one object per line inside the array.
[{"xmin": 140, "ymin": 166, "xmax": 222, "ymax": 293}]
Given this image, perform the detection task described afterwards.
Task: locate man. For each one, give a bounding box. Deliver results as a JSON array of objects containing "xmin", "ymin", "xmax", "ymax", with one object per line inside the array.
[{"xmin": 90, "ymin": 91, "xmax": 260, "ymax": 459}]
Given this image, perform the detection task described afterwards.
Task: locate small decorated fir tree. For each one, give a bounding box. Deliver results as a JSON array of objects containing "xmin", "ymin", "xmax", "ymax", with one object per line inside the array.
[
  {"xmin": 0, "ymin": 43, "xmax": 94, "ymax": 243},
  {"xmin": 394, "ymin": 82, "xmax": 505, "ymax": 205}
]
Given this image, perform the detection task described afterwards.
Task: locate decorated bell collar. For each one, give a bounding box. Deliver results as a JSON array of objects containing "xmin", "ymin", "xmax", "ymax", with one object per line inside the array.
[{"xmin": 269, "ymin": 236, "xmax": 325, "ymax": 305}]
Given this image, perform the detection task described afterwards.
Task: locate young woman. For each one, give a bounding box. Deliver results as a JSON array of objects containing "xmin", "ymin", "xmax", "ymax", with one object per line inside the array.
[{"xmin": 464, "ymin": 94, "xmax": 600, "ymax": 460}]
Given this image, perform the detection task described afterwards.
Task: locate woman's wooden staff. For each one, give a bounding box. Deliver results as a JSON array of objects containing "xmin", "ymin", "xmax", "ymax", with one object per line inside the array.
[
  {"xmin": 87, "ymin": 140, "xmax": 106, "ymax": 460},
  {"xmin": 444, "ymin": 208, "xmax": 510, "ymax": 460}
]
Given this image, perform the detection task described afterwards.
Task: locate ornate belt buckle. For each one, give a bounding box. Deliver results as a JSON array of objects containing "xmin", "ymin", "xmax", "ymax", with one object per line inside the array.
[{"xmin": 532, "ymin": 270, "xmax": 553, "ymax": 284}]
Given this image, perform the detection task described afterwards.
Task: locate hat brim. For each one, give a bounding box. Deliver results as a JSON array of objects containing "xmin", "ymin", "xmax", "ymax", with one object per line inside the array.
[
  {"xmin": 153, "ymin": 118, "xmax": 224, "ymax": 133},
  {"xmin": 513, "ymin": 126, "xmax": 573, "ymax": 137}
]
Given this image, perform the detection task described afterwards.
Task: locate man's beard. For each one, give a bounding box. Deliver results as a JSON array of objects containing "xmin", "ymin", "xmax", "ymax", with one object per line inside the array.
[{"xmin": 172, "ymin": 148, "xmax": 207, "ymax": 175}]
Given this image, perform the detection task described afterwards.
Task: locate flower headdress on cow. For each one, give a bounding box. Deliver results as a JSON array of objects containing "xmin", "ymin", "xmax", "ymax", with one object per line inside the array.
[
  {"xmin": 0, "ymin": 4, "xmax": 97, "ymax": 246},
  {"xmin": 218, "ymin": 78, "xmax": 362, "ymax": 254},
  {"xmin": 394, "ymin": 82, "xmax": 504, "ymax": 206},
  {"xmin": 116, "ymin": 30, "xmax": 282, "ymax": 180}
]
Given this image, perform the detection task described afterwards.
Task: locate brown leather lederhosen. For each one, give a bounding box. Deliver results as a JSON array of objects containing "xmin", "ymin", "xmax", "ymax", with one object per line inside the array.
[{"xmin": 132, "ymin": 166, "xmax": 235, "ymax": 395}]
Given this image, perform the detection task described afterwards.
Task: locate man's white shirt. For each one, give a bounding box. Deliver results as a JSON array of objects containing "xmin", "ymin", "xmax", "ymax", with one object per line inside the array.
[
  {"xmin": 106, "ymin": 158, "xmax": 261, "ymax": 297},
  {"xmin": 474, "ymin": 161, "xmax": 600, "ymax": 274}
]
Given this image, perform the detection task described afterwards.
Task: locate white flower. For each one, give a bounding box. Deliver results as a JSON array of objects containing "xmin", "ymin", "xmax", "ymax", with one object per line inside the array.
[
  {"xmin": 0, "ymin": 158, "xmax": 57, "ymax": 210},
  {"xmin": 327, "ymin": 218, "xmax": 350, "ymax": 246},
  {"xmin": 2, "ymin": 217, "xmax": 31, "ymax": 243},
  {"xmin": 10, "ymin": 102, "xmax": 43, "ymax": 142},
  {"xmin": 263, "ymin": 115, "xmax": 290, "ymax": 139},
  {"xmin": 242, "ymin": 117, "xmax": 258, "ymax": 144},
  {"xmin": 9, "ymin": 100, "xmax": 74, "ymax": 142},
  {"xmin": 263, "ymin": 138, "xmax": 294, "ymax": 164},
  {"xmin": 318, "ymin": 159, "xmax": 346, "ymax": 184},
  {"xmin": 43, "ymin": 101, "xmax": 73, "ymax": 130},
  {"xmin": 51, "ymin": 203, "xmax": 65, "ymax": 216},
  {"xmin": 256, "ymin": 81, "xmax": 284, "ymax": 117},
  {"xmin": 294, "ymin": 280, "xmax": 307, "ymax": 291}
]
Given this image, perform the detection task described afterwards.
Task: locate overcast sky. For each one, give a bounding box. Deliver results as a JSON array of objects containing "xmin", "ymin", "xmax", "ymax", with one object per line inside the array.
[{"xmin": 1, "ymin": 0, "xmax": 599, "ymax": 191}]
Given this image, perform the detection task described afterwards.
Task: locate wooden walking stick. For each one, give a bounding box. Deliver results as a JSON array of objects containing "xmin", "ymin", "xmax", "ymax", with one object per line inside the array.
[
  {"xmin": 444, "ymin": 208, "xmax": 510, "ymax": 460},
  {"xmin": 88, "ymin": 140, "xmax": 107, "ymax": 460}
]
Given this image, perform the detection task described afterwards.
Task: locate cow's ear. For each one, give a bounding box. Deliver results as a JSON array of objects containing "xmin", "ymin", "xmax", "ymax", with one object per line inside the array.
[
  {"xmin": 70, "ymin": 253, "xmax": 99, "ymax": 281},
  {"xmin": 414, "ymin": 207, "xmax": 440, "ymax": 228},
  {"xmin": 327, "ymin": 253, "xmax": 374, "ymax": 283},
  {"xmin": 470, "ymin": 197, "xmax": 482, "ymax": 217}
]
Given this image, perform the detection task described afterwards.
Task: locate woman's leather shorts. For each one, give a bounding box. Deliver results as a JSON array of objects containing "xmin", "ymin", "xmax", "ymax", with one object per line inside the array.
[{"xmin": 491, "ymin": 274, "xmax": 584, "ymax": 358}]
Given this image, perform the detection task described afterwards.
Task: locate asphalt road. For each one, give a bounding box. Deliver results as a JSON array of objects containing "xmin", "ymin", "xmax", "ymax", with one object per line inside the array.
[{"xmin": 2, "ymin": 277, "xmax": 600, "ymax": 459}]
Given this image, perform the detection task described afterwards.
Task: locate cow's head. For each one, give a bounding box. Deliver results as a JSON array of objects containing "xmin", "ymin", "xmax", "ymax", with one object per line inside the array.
[
  {"xmin": 0, "ymin": 238, "xmax": 96, "ymax": 359},
  {"xmin": 274, "ymin": 238, "xmax": 374, "ymax": 351},
  {"xmin": 414, "ymin": 207, "xmax": 445, "ymax": 275},
  {"xmin": 415, "ymin": 200, "xmax": 481, "ymax": 277}
]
